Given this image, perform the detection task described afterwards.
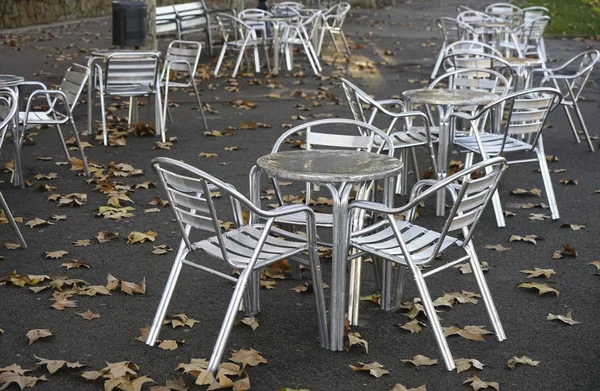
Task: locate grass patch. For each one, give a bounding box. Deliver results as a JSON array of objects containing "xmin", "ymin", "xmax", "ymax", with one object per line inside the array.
[{"xmin": 515, "ymin": 0, "xmax": 600, "ymax": 36}]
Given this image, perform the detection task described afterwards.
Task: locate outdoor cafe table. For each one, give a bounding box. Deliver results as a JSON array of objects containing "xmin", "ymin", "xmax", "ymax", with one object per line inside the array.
[
  {"xmin": 254, "ymin": 149, "xmax": 404, "ymax": 351},
  {"xmin": 403, "ymin": 88, "xmax": 499, "ymax": 216},
  {"xmin": 0, "ymin": 74, "xmax": 25, "ymax": 187},
  {"xmin": 86, "ymin": 49, "xmax": 162, "ymax": 139},
  {"xmin": 504, "ymin": 56, "xmax": 544, "ymax": 90},
  {"xmin": 241, "ymin": 14, "xmax": 299, "ymax": 76}
]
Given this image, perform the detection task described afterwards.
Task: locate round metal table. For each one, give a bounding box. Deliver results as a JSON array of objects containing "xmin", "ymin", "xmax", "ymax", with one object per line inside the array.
[
  {"xmin": 0, "ymin": 75, "xmax": 25, "ymax": 88},
  {"xmin": 256, "ymin": 149, "xmax": 403, "ymax": 352},
  {"xmin": 403, "ymin": 88, "xmax": 499, "ymax": 216}
]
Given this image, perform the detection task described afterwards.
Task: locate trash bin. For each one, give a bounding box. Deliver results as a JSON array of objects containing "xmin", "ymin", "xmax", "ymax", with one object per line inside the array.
[{"xmin": 112, "ymin": 1, "xmax": 147, "ymax": 48}]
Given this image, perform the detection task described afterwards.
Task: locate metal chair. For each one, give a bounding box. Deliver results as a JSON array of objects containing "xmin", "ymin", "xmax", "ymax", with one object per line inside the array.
[
  {"xmin": 340, "ymin": 77, "xmax": 438, "ymax": 195},
  {"xmin": 434, "ymin": 39, "xmax": 504, "ymax": 79},
  {"xmin": 146, "ymin": 157, "xmax": 329, "ymax": 374},
  {"xmin": 442, "ymin": 52, "xmax": 515, "ymax": 89},
  {"xmin": 95, "ymin": 52, "xmax": 162, "ymax": 145},
  {"xmin": 213, "ymin": 13, "xmax": 270, "ymax": 77},
  {"xmin": 348, "ymin": 157, "xmax": 508, "ymax": 371},
  {"xmin": 452, "ymin": 87, "xmax": 562, "ymax": 227},
  {"xmin": 529, "ymin": 50, "xmax": 600, "ymax": 152},
  {"xmin": 431, "ymin": 18, "xmax": 466, "ymax": 79},
  {"xmin": 499, "ymin": 16, "xmax": 550, "ymax": 63},
  {"xmin": 160, "ymin": 40, "xmax": 208, "ymax": 133},
  {"xmin": 316, "ymin": 2, "xmax": 351, "ymax": 56},
  {"xmin": 279, "ymin": 10, "xmax": 323, "ymax": 75},
  {"xmin": 0, "ymin": 88, "xmax": 27, "ymax": 248},
  {"xmin": 484, "ymin": 3, "xmax": 522, "ymax": 20},
  {"xmin": 20, "ymin": 64, "xmax": 91, "ymax": 176}
]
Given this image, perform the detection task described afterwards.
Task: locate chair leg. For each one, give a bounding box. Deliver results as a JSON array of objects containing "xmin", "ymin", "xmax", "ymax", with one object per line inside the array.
[
  {"xmin": 392, "ymin": 265, "xmax": 407, "ymax": 310},
  {"xmin": 55, "ymin": 124, "xmax": 72, "ymax": 161},
  {"xmin": 535, "ymin": 142, "xmax": 559, "ymax": 220},
  {"xmin": 329, "ymin": 30, "xmax": 340, "ymax": 54},
  {"xmin": 302, "ymin": 28, "xmax": 322, "ymax": 73},
  {"xmin": 146, "ymin": 240, "xmax": 189, "ymax": 346},
  {"xmin": 572, "ymin": 100, "xmax": 595, "ymax": 152},
  {"xmin": 0, "ymin": 191, "xmax": 26, "ymax": 248},
  {"xmin": 167, "ymin": 105, "xmax": 173, "ymax": 124},
  {"xmin": 412, "ymin": 267, "xmax": 455, "ymax": 371},
  {"xmin": 300, "ymin": 34, "xmax": 319, "ymax": 75},
  {"xmin": 465, "ymin": 242, "xmax": 506, "ymax": 341},
  {"xmin": 98, "ymin": 86, "xmax": 108, "ymax": 146},
  {"xmin": 340, "ymin": 30, "xmax": 351, "ymax": 56},
  {"xmin": 563, "ymin": 105, "xmax": 582, "ymax": 144},
  {"xmin": 162, "ymin": 84, "xmax": 170, "ymax": 137},
  {"xmin": 69, "ymin": 118, "xmax": 91, "ymax": 177},
  {"xmin": 192, "ymin": 80, "xmax": 208, "ymax": 129},
  {"xmin": 214, "ymin": 44, "xmax": 228, "ymax": 76},
  {"xmin": 431, "ymin": 46, "xmax": 445, "ymax": 80},
  {"xmin": 306, "ymin": 233, "xmax": 330, "ymax": 349},
  {"xmin": 253, "ymin": 44, "xmax": 260, "ymax": 73},
  {"xmin": 317, "ymin": 27, "xmax": 326, "ymax": 56}
]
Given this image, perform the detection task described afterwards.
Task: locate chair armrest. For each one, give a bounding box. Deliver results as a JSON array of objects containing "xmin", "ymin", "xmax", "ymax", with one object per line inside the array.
[
  {"xmin": 21, "ymin": 81, "xmax": 47, "ymax": 90},
  {"xmin": 209, "ymin": 8, "xmax": 234, "ymax": 15},
  {"xmin": 162, "ymin": 59, "xmax": 194, "ymax": 83},
  {"xmin": 23, "ymin": 89, "xmax": 70, "ymax": 122}
]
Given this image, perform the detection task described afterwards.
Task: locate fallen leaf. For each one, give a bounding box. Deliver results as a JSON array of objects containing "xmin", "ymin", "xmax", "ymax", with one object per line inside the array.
[
  {"xmin": 443, "ymin": 325, "xmax": 492, "ymax": 341},
  {"xmin": 4, "ymin": 243, "xmax": 21, "ymax": 250},
  {"xmin": 73, "ymin": 239, "xmax": 91, "ymax": 247},
  {"xmin": 97, "ymin": 231, "xmax": 119, "ymax": 243},
  {"xmin": 228, "ymin": 349, "xmax": 267, "ymax": 370},
  {"xmin": 77, "ymin": 309, "xmax": 100, "ymax": 320},
  {"xmin": 463, "ymin": 376, "xmax": 500, "ymax": 391},
  {"xmin": 26, "ymin": 218, "xmax": 54, "ymax": 229},
  {"xmin": 198, "ymin": 152, "xmax": 218, "ymax": 158},
  {"xmin": 399, "ymin": 319, "xmax": 425, "ymax": 334},
  {"xmin": 152, "ymin": 244, "xmax": 173, "ymax": 255},
  {"xmin": 241, "ymin": 317, "xmax": 259, "ymax": 331},
  {"xmin": 45, "ymin": 250, "xmax": 68, "ymax": 259},
  {"xmin": 517, "ymin": 282, "xmax": 560, "ymax": 296},
  {"xmin": 159, "ymin": 340, "xmax": 180, "ymax": 351},
  {"xmin": 26, "ymin": 329, "xmax": 54, "ymax": 345},
  {"xmin": 454, "ymin": 358, "xmax": 484, "ymax": 374},
  {"xmin": 547, "ymin": 311, "xmax": 581, "ymax": 325},
  {"xmin": 483, "ymin": 244, "xmax": 511, "ymax": 252},
  {"xmin": 402, "ymin": 355, "xmax": 438, "ymax": 367},
  {"xmin": 121, "ymin": 278, "xmax": 146, "ymax": 295},
  {"xmin": 34, "ymin": 356, "xmax": 85, "ymax": 374},
  {"xmin": 520, "ymin": 268, "xmax": 555, "ymax": 279},
  {"xmin": 560, "ymin": 222, "xmax": 585, "ymax": 231},
  {"xmin": 391, "ymin": 384, "xmax": 427, "ymax": 391},
  {"xmin": 559, "ymin": 178, "xmax": 578, "ymax": 185},
  {"xmin": 164, "ymin": 314, "xmax": 200, "ymax": 329},
  {"xmin": 346, "ymin": 332, "xmax": 368, "ymax": 353},
  {"xmin": 127, "ymin": 231, "xmax": 157, "ymax": 244},
  {"xmin": 588, "ymin": 260, "xmax": 600, "ymax": 270},
  {"xmin": 509, "ymin": 234, "xmax": 542, "ymax": 245},
  {"xmin": 553, "ymin": 244, "xmax": 578, "ymax": 258},
  {"xmin": 349, "ymin": 361, "xmax": 389, "ymax": 378},
  {"xmin": 61, "ymin": 260, "xmax": 90, "ymax": 269},
  {"xmin": 507, "ymin": 356, "xmax": 540, "ymax": 369}
]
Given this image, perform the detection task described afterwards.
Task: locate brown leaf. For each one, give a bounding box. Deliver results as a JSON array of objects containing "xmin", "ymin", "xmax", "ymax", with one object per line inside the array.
[
  {"xmin": 77, "ymin": 309, "xmax": 100, "ymax": 320},
  {"xmin": 391, "ymin": 384, "xmax": 427, "ymax": 391},
  {"xmin": 152, "ymin": 244, "xmax": 173, "ymax": 255},
  {"xmin": 121, "ymin": 278, "xmax": 146, "ymax": 295},
  {"xmin": 240, "ymin": 316, "xmax": 259, "ymax": 331},
  {"xmin": 559, "ymin": 178, "xmax": 578, "ymax": 185},
  {"xmin": 454, "ymin": 358, "xmax": 484, "ymax": 374},
  {"xmin": 26, "ymin": 329, "xmax": 54, "ymax": 345},
  {"xmin": 483, "ymin": 244, "xmax": 511, "ymax": 252},
  {"xmin": 61, "ymin": 260, "xmax": 90, "ymax": 269},
  {"xmin": 73, "ymin": 239, "xmax": 91, "ymax": 247},
  {"xmin": 4, "ymin": 243, "xmax": 21, "ymax": 250},
  {"xmin": 0, "ymin": 372, "xmax": 47, "ymax": 389},
  {"xmin": 402, "ymin": 355, "xmax": 438, "ymax": 366},
  {"xmin": 507, "ymin": 356, "xmax": 540, "ymax": 369},
  {"xmin": 34, "ymin": 355, "xmax": 85, "ymax": 374},
  {"xmin": 97, "ymin": 231, "xmax": 119, "ymax": 243},
  {"xmin": 547, "ymin": 311, "xmax": 581, "ymax": 325},
  {"xmin": 463, "ymin": 376, "xmax": 500, "ymax": 391},
  {"xmin": 443, "ymin": 325, "xmax": 492, "ymax": 341},
  {"xmin": 45, "ymin": 250, "xmax": 68, "ymax": 259},
  {"xmin": 26, "ymin": 218, "xmax": 54, "ymax": 229},
  {"xmin": 399, "ymin": 319, "xmax": 425, "ymax": 334},
  {"xmin": 136, "ymin": 325, "xmax": 151, "ymax": 343},
  {"xmin": 228, "ymin": 349, "xmax": 267, "ymax": 370},
  {"xmin": 158, "ymin": 340, "xmax": 180, "ymax": 351},
  {"xmin": 509, "ymin": 234, "xmax": 542, "ymax": 245},
  {"xmin": 553, "ymin": 243, "xmax": 578, "ymax": 258},
  {"xmin": 198, "ymin": 152, "xmax": 218, "ymax": 158},
  {"xmin": 560, "ymin": 222, "xmax": 585, "ymax": 231},
  {"xmin": 346, "ymin": 332, "xmax": 368, "ymax": 353},
  {"xmin": 517, "ymin": 282, "xmax": 560, "ymax": 296},
  {"xmin": 127, "ymin": 231, "xmax": 157, "ymax": 244},
  {"xmin": 520, "ymin": 268, "xmax": 555, "ymax": 279},
  {"xmin": 348, "ymin": 361, "xmax": 389, "ymax": 378}
]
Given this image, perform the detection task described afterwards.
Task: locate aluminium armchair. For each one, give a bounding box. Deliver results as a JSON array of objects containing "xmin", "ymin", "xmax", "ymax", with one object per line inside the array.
[
  {"xmin": 146, "ymin": 157, "xmax": 329, "ymax": 374},
  {"xmin": 348, "ymin": 157, "xmax": 508, "ymax": 371}
]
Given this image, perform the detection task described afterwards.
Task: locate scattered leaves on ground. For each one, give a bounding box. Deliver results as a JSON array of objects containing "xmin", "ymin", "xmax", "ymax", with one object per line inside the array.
[
  {"xmin": 349, "ymin": 361, "xmax": 389, "ymax": 378},
  {"xmin": 517, "ymin": 282, "xmax": 560, "ymax": 296},
  {"xmin": 547, "ymin": 311, "xmax": 581, "ymax": 325},
  {"xmin": 507, "ymin": 356, "xmax": 540, "ymax": 369}
]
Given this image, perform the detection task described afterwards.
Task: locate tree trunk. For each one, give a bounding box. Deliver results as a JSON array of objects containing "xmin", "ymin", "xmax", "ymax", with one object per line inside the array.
[
  {"xmin": 145, "ymin": 0, "xmax": 157, "ymax": 50},
  {"xmin": 223, "ymin": 0, "xmax": 246, "ymax": 13}
]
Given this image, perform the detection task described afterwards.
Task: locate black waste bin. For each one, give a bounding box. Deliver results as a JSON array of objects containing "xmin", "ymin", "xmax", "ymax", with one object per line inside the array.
[{"xmin": 112, "ymin": 1, "xmax": 147, "ymax": 48}]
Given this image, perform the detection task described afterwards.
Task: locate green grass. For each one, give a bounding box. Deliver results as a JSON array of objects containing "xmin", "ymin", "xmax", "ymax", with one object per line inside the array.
[{"xmin": 515, "ymin": 0, "xmax": 600, "ymax": 36}]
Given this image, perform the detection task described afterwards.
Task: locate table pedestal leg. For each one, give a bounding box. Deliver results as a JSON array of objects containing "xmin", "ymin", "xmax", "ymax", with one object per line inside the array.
[
  {"xmin": 436, "ymin": 110, "xmax": 450, "ymax": 216},
  {"xmin": 272, "ymin": 23, "xmax": 281, "ymax": 76}
]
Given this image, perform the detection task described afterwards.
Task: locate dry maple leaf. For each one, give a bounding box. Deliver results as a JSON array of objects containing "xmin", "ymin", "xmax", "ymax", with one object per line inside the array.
[
  {"xmin": 164, "ymin": 314, "xmax": 200, "ymax": 329},
  {"xmin": 229, "ymin": 349, "xmax": 267, "ymax": 370},
  {"xmin": 454, "ymin": 358, "xmax": 484, "ymax": 374},
  {"xmin": 399, "ymin": 319, "xmax": 425, "ymax": 334},
  {"xmin": 26, "ymin": 218, "xmax": 54, "ymax": 229},
  {"xmin": 26, "ymin": 329, "xmax": 54, "ymax": 345},
  {"xmin": 509, "ymin": 234, "xmax": 542, "ymax": 245},
  {"xmin": 240, "ymin": 317, "xmax": 259, "ymax": 331},
  {"xmin": 97, "ymin": 231, "xmax": 119, "ymax": 243},
  {"xmin": 520, "ymin": 268, "xmax": 555, "ymax": 279},
  {"xmin": 152, "ymin": 244, "xmax": 173, "ymax": 255},
  {"xmin": 483, "ymin": 244, "xmax": 510, "ymax": 252},
  {"xmin": 391, "ymin": 384, "xmax": 427, "ymax": 391},
  {"xmin": 560, "ymin": 222, "xmax": 585, "ymax": 231},
  {"xmin": 443, "ymin": 325, "xmax": 492, "ymax": 341},
  {"xmin": 45, "ymin": 250, "xmax": 68, "ymax": 259},
  {"xmin": 0, "ymin": 371, "xmax": 47, "ymax": 389},
  {"xmin": 149, "ymin": 376, "xmax": 188, "ymax": 391},
  {"xmin": 402, "ymin": 355, "xmax": 438, "ymax": 367},
  {"xmin": 346, "ymin": 332, "xmax": 368, "ymax": 353},
  {"xmin": 158, "ymin": 340, "xmax": 180, "ymax": 351},
  {"xmin": 73, "ymin": 239, "xmax": 90, "ymax": 247},
  {"xmin": 463, "ymin": 376, "xmax": 500, "ymax": 391},
  {"xmin": 547, "ymin": 311, "xmax": 581, "ymax": 325},
  {"xmin": 136, "ymin": 325, "xmax": 151, "ymax": 343},
  {"xmin": 121, "ymin": 278, "xmax": 146, "ymax": 295},
  {"xmin": 4, "ymin": 243, "xmax": 21, "ymax": 250},
  {"xmin": 58, "ymin": 193, "xmax": 87, "ymax": 206},
  {"xmin": 34, "ymin": 355, "xmax": 85, "ymax": 374},
  {"xmin": 588, "ymin": 260, "xmax": 600, "ymax": 270},
  {"xmin": 348, "ymin": 361, "xmax": 389, "ymax": 378},
  {"xmin": 507, "ymin": 356, "xmax": 540, "ymax": 369},
  {"xmin": 559, "ymin": 178, "xmax": 578, "ymax": 185},
  {"xmin": 553, "ymin": 243, "xmax": 578, "ymax": 258},
  {"xmin": 77, "ymin": 309, "xmax": 100, "ymax": 320},
  {"xmin": 127, "ymin": 231, "xmax": 157, "ymax": 244},
  {"xmin": 175, "ymin": 358, "xmax": 208, "ymax": 377},
  {"xmin": 61, "ymin": 260, "xmax": 90, "ymax": 269},
  {"xmin": 517, "ymin": 282, "xmax": 560, "ymax": 296}
]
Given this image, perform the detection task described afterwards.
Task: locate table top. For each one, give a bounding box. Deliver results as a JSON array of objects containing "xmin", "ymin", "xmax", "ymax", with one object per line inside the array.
[
  {"xmin": 90, "ymin": 49, "xmax": 161, "ymax": 58},
  {"xmin": 257, "ymin": 150, "xmax": 403, "ymax": 183},
  {"xmin": 471, "ymin": 21, "xmax": 512, "ymax": 28},
  {"xmin": 504, "ymin": 57, "xmax": 544, "ymax": 67},
  {"xmin": 403, "ymin": 88, "xmax": 499, "ymax": 106},
  {"xmin": 0, "ymin": 74, "xmax": 25, "ymax": 88},
  {"xmin": 242, "ymin": 14, "xmax": 299, "ymax": 22}
]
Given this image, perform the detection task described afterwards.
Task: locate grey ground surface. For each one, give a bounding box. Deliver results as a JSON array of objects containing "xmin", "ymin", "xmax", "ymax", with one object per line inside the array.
[{"xmin": 1, "ymin": 0, "xmax": 600, "ymax": 390}]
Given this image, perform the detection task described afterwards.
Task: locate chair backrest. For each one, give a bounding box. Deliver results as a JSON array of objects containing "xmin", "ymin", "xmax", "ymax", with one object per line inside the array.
[
  {"xmin": 272, "ymin": 2, "xmax": 303, "ymax": 16},
  {"xmin": 156, "ymin": 5, "xmax": 178, "ymax": 35},
  {"xmin": 469, "ymin": 88, "xmax": 562, "ymax": 151},
  {"xmin": 153, "ymin": 157, "xmax": 250, "ymax": 263},
  {"xmin": 514, "ymin": 16, "xmax": 550, "ymax": 43},
  {"xmin": 323, "ymin": 2, "xmax": 350, "ymax": 29},
  {"xmin": 239, "ymin": 8, "xmax": 274, "ymax": 32},
  {"xmin": 457, "ymin": 10, "xmax": 492, "ymax": 25},
  {"xmin": 162, "ymin": 40, "xmax": 202, "ymax": 79},
  {"xmin": 442, "ymin": 52, "xmax": 515, "ymax": 82},
  {"xmin": 270, "ymin": 118, "xmax": 395, "ymax": 206},
  {"xmin": 521, "ymin": 6, "xmax": 548, "ymax": 23},
  {"xmin": 445, "ymin": 40, "xmax": 503, "ymax": 58},
  {"xmin": 0, "ymin": 88, "xmax": 18, "ymax": 150},
  {"xmin": 430, "ymin": 68, "xmax": 510, "ymax": 95},
  {"xmin": 105, "ymin": 53, "xmax": 160, "ymax": 89},
  {"xmin": 216, "ymin": 13, "xmax": 252, "ymax": 43},
  {"xmin": 484, "ymin": 3, "xmax": 521, "ymax": 16},
  {"xmin": 58, "ymin": 63, "xmax": 90, "ymax": 112},
  {"xmin": 436, "ymin": 17, "xmax": 461, "ymax": 44},
  {"xmin": 541, "ymin": 50, "xmax": 600, "ymax": 103}
]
